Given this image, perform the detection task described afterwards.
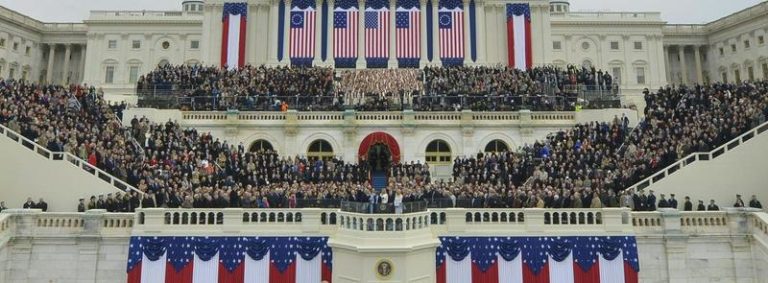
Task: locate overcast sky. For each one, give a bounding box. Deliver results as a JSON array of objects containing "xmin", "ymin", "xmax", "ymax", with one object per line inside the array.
[{"xmin": 0, "ymin": 0, "xmax": 764, "ymax": 24}]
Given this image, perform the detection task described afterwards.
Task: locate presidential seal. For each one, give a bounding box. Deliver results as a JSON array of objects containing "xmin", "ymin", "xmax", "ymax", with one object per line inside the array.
[{"xmin": 375, "ymin": 259, "xmax": 394, "ymax": 280}]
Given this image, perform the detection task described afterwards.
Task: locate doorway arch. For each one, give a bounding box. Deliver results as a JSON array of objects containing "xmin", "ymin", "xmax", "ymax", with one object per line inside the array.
[{"xmin": 358, "ymin": 132, "xmax": 401, "ymax": 164}]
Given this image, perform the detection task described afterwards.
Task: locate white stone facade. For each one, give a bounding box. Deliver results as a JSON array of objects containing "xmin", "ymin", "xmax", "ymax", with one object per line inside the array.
[
  {"xmin": 0, "ymin": 0, "xmax": 765, "ymax": 96},
  {"xmin": 0, "ymin": 208, "xmax": 766, "ymax": 283}
]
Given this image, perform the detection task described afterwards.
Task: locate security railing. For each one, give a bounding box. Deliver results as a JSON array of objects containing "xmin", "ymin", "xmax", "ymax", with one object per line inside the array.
[
  {"xmin": 0, "ymin": 124, "xmax": 143, "ymax": 196},
  {"xmin": 625, "ymin": 121, "xmax": 768, "ymax": 192}
]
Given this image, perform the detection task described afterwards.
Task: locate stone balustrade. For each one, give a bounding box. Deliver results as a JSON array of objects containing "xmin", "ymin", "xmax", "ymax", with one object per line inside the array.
[
  {"xmin": 0, "ymin": 208, "xmax": 764, "ymax": 239},
  {"xmin": 337, "ymin": 211, "xmax": 432, "ymax": 232},
  {"xmin": 180, "ymin": 109, "xmax": 576, "ymax": 125}
]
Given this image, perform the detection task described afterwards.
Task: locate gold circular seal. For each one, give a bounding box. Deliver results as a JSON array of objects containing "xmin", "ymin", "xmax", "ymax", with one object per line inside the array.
[{"xmin": 375, "ymin": 259, "xmax": 394, "ymax": 280}]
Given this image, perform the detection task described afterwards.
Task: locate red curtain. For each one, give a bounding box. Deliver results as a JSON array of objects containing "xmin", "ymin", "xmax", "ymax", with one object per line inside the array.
[{"xmin": 358, "ymin": 132, "xmax": 401, "ymax": 164}]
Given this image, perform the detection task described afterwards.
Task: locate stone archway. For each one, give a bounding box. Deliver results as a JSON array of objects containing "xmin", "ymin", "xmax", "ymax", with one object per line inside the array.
[{"xmin": 358, "ymin": 132, "xmax": 401, "ymax": 164}]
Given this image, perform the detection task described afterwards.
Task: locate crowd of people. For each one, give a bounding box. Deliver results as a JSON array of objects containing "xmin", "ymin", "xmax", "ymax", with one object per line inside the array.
[
  {"xmin": 135, "ymin": 64, "xmax": 621, "ymax": 112},
  {"xmin": 448, "ymin": 81, "xmax": 768, "ymax": 211},
  {"xmin": 138, "ymin": 65, "xmax": 340, "ymax": 111},
  {"xmin": 1, "ymin": 73, "xmax": 767, "ymax": 214}
]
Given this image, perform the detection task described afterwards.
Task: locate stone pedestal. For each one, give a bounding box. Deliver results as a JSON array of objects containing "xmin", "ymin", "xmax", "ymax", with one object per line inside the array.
[{"xmin": 329, "ymin": 213, "xmax": 440, "ymax": 283}]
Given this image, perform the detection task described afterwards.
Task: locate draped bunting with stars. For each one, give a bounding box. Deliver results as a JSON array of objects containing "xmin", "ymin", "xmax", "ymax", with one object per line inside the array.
[
  {"xmin": 127, "ymin": 236, "xmax": 332, "ymax": 283},
  {"xmin": 436, "ymin": 236, "xmax": 639, "ymax": 283}
]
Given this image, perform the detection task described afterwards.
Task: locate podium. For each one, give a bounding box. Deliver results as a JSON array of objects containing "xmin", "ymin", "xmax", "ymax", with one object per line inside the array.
[{"xmin": 329, "ymin": 211, "xmax": 440, "ymax": 283}]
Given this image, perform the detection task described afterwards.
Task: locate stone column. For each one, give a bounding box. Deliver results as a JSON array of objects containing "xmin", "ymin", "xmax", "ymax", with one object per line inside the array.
[
  {"xmin": 694, "ymin": 45, "xmax": 703, "ymax": 84},
  {"xmin": 327, "ymin": 0, "xmax": 335, "ymax": 65},
  {"xmin": 678, "ymin": 45, "xmax": 688, "ymax": 85},
  {"xmin": 78, "ymin": 44, "xmax": 87, "ymax": 84},
  {"xmin": 46, "ymin": 44, "xmax": 56, "ymax": 84},
  {"xmin": 313, "ymin": 0, "xmax": 324, "ymax": 65},
  {"xmin": 431, "ymin": 0, "xmax": 439, "ymax": 66},
  {"xmin": 475, "ymin": 0, "xmax": 485, "ymax": 65},
  {"xmin": 387, "ymin": 0, "xmax": 397, "ymax": 68},
  {"xmin": 663, "ymin": 45, "xmax": 671, "ymax": 84},
  {"xmin": 419, "ymin": 0, "xmax": 428, "ymax": 67},
  {"xmin": 62, "ymin": 44, "xmax": 72, "ymax": 85},
  {"xmin": 268, "ymin": 0, "xmax": 280, "ymax": 65},
  {"xmin": 356, "ymin": 0, "xmax": 366, "ymax": 68},
  {"xmin": 462, "ymin": 0, "xmax": 470, "ymax": 65},
  {"xmin": 283, "ymin": 0, "xmax": 292, "ymax": 65}
]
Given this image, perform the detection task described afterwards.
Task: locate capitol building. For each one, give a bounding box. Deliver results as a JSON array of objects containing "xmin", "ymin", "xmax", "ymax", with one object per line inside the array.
[
  {"xmin": 0, "ymin": 0, "xmax": 766, "ymax": 97},
  {"xmin": 1, "ymin": 1, "xmax": 768, "ymax": 283}
]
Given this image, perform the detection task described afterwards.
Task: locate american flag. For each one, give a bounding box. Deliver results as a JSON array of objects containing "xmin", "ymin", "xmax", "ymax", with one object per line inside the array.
[
  {"xmin": 334, "ymin": 6, "xmax": 359, "ymax": 59},
  {"xmin": 438, "ymin": 4, "xmax": 464, "ymax": 60},
  {"xmin": 126, "ymin": 236, "xmax": 332, "ymax": 283},
  {"xmin": 290, "ymin": 5, "xmax": 316, "ymax": 60},
  {"xmin": 396, "ymin": 5, "xmax": 420, "ymax": 59},
  {"xmin": 365, "ymin": 5, "xmax": 390, "ymax": 59},
  {"xmin": 436, "ymin": 236, "xmax": 640, "ymax": 283},
  {"xmin": 221, "ymin": 2, "xmax": 248, "ymax": 69}
]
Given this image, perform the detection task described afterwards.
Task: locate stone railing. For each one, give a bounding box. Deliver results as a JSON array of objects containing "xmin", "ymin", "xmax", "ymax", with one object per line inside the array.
[
  {"xmin": 0, "ymin": 213, "xmax": 14, "ymax": 247},
  {"xmin": 1, "ymin": 209, "xmax": 766, "ymax": 241},
  {"xmin": 179, "ymin": 109, "xmax": 577, "ymax": 125},
  {"xmin": 630, "ymin": 208, "xmax": 764, "ymax": 237},
  {"xmin": 0, "ymin": 124, "xmax": 143, "ymax": 195},
  {"xmin": 134, "ymin": 208, "xmax": 338, "ymax": 236},
  {"xmin": 130, "ymin": 208, "xmax": 633, "ymax": 236},
  {"xmin": 0, "ymin": 209, "xmax": 134, "ymax": 238},
  {"xmin": 337, "ymin": 211, "xmax": 432, "ymax": 232},
  {"xmin": 626, "ymin": 121, "xmax": 768, "ymax": 192},
  {"xmin": 752, "ymin": 213, "xmax": 768, "ymax": 244}
]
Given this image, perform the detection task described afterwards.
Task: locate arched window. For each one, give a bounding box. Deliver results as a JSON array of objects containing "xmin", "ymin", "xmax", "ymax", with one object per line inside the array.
[
  {"xmin": 484, "ymin": 140, "xmax": 509, "ymax": 153},
  {"xmin": 158, "ymin": 59, "xmax": 170, "ymax": 67},
  {"xmin": 249, "ymin": 140, "xmax": 274, "ymax": 153},
  {"xmin": 308, "ymin": 140, "xmax": 334, "ymax": 160},
  {"xmin": 425, "ymin": 140, "xmax": 451, "ymax": 164}
]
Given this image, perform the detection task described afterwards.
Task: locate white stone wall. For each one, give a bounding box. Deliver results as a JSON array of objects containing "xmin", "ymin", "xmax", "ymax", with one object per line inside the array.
[
  {"xmin": 0, "ymin": 7, "xmax": 44, "ymax": 82},
  {"xmin": 4, "ymin": 237, "xmax": 129, "ymax": 283},
  {"xmin": 82, "ymin": 11, "xmax": 204, "ymax": 95}
]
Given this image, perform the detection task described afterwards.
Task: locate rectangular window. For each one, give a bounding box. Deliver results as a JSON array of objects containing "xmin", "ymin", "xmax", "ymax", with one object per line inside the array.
[
  {"xmin": 633, "ymin": 41, "xmax": 642, "ymax": 50},
  {"xmin": 744, "ymin": 40, "xmax": 750, "ymax": 49},
  {"xmin": 747, "ymin": 67, "xmax": 754, "ymax": 82},
  {"xmin": 0, "ymin": 38, "xmax": 5, "ymax": 48},
  {"xmin": 719, "ymin": 48, "xmax": 724, "ymax": 56},
  {"xmin": 734, "ymin": 69, "xmax": 741, "ymax": 82},
  {"xmin": 636, "ymin": 67, "xmax": 645, "ymax": 84},
  {"xmin": 12, "ymin": 42, "xmax": 18, "ymax": 51},
  {"xmin": 129, "ymin": 66, "xmax": 140, "ymax": 83},
  {"xmin": 552, "ymin": 41, "xmax": 561, "ymax": 50},
  {"xmin": 8, "ymin": 68, "xmax": 14, "ymax": 79},
  {"xmin": 763, "ymin": 63, "xmax": 768, "ymax": 80},
  {"xmin": 610, "ymin": 41, "xmax": 619, "ymax": 50},
  {"xmin": 731, "ymin": 44, "xmax": 736, "ymax": 52},
  {"xmin": 25, "ymin": 46, "xmax": 31, "ymax": 56},
  {"xmin": 759, "ymin": 36, "xmax": 765, "ymax": 45},
  {"xmin": 191, "ymin": 40, "xmax": 200, "ymax": 49},
  {"xmin": 722, "ymin": 72, "xmax": 728, "ymax": 84},
  {"xmin": 22, "ymin": 70, "xmax": 28, "ymax": 81},
  {"xmin": 132, "ymin": 40, "xmax": 141, "ymax": 49},
  {"xmin": 612, "ymin": 67, "xmax": 621, "ymax": 85},
  {"xmin": 105, "ymin": 66, "xmax": 115, "ymax": 83},
  {"xmin": 108, "ymin": 40, "xmax": 117, "ymax": 49}
]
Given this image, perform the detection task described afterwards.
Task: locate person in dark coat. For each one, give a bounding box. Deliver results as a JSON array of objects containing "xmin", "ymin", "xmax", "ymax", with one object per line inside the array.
[
  {"xmin": 669, "ymin": 194, "xmax": 678, "ymax": 210},
  {"xmin": 23, "ymin": 197, "xmax": 36, "ymax": 209},
  {"xmin": 696, "ymin": 200, "xmax": 706, "ymax": 211},
  {"xmin": 657, "ymin": 194, "xmax": 669, "ymax": 208},
  {"xmin": 707, "ymin": 200, "xmax": 720, "ymax": 211},
  {"xmin": 749, "ymin": 195, "xmax": 763, "ymax": 209},
  {"xmin": 36, "ymin": 198, "xmax": 48, "ymax": 212},
  {"xmin": 646, "ymin": 190, "xmax": 657, "ymax": 211},
  {"xmin": 77, "ymin": 199, "xmax": 86, "ymax": 212},
  {"xmin": 683, "ymin": 196, "xmax": 693, "ymax": 211},
  {"xmin": 733, "ymin": 194, "xmax": 745, "ymax": 207}
]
